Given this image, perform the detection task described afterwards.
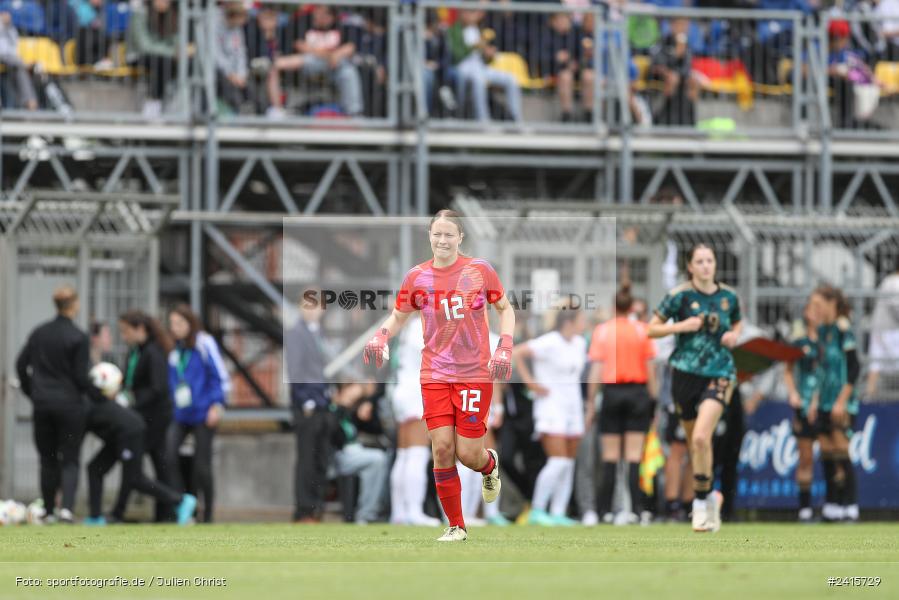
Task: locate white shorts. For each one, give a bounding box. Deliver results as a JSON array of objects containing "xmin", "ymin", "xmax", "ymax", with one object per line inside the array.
[
  {"xmin": 533, "ymin": 399, "xmax": 584, "ymax": 438},
  {"xmin": 391, "ymin": 380, "xmax": 424, "ymax": 423},
  {"xmin": 869, "ymin": 329, "xmax": 899, "ymax": 373}
]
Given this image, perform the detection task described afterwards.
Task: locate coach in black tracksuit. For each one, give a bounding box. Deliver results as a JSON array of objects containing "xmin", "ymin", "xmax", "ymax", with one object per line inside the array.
[
  {"xmin": 110, "ymin": 310, "xmax": 175, "ymax": 522},
  {"xmin": 15, "ymin": 286, "xmax": 90, "ymax": 522},
  {"xmin": 86, "ymin": 390, "xmax": 193, "ymax": 524}
]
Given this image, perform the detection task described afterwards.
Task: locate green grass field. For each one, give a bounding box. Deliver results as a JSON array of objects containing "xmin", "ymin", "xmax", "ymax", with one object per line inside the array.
[{"xmin": 2, "ymin": 523, "xmax": 897, "ymax": 599}]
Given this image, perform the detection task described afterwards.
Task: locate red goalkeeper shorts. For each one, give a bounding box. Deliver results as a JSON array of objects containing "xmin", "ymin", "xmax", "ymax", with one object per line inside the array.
[{"xmin": 421, "ymin": 381, "xmax": 493, "ymax": 439}]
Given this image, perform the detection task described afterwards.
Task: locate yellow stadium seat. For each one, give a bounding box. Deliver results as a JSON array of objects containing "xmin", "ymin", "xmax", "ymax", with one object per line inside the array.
[
  {"xmin": 489, "ymin": 52, "xmax": 547, "ymax": 90},
  {"xmin": 875, "ymin": 62, "xmax": 899, "ymax": 95},
  {"xmin": 17, "ymin": 38, "xmax": 79, "ymax": 76}
]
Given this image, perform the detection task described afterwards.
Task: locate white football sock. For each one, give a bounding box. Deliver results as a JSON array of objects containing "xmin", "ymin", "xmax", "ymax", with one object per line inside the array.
[
  {"xmin": 549, "ymin": 458, "xmax": 575, "ymax": 517},
  {"xmin": 389, "ymin": 448, "xmax": 408, "ymax": 524},
  {"xmin": 532, "ymin": 457, "xmax": 568, "ymax": 512},
  {"xmin": 404, "ymin": 445, "xmax": 432, "ymax": 521}
]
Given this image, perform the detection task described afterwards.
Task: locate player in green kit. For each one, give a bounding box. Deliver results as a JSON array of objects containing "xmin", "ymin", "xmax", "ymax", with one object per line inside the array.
[
  {"xmin": 648, "ymin": 243, "xmax": 742, "ymax": 533},
  {"xmin": 808, "ymin": 285, "xmax": 860, "ymax": 523},
  {"xmin": 783, "ymin": 302, "xmax": 820, "ymax": 523}
]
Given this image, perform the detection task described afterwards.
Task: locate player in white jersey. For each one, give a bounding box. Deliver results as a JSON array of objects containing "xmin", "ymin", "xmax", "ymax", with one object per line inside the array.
[
  {"xmin": 389, "ymin": 317, "xmax": 441, "ymax": 526},
  {"xmin": 512, "ymin": 303, "xmax": 588, "ymax": 526}
]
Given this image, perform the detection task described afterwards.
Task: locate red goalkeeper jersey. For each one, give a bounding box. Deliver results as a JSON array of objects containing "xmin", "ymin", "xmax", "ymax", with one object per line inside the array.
[{"xmin": 395, "ymin": 256, "xmax": 505, "ymax": 383}]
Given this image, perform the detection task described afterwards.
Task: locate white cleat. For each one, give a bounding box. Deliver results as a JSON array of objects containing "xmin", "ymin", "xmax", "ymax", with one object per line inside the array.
[
  {"xmin": 436, "ymin": 526, "xmax": 468, "ymax": 542},
  {"xmin": 482, "ymin": 449, "xmax": 501, "ymax": 504},
  {"xmin": 691, "ymin": 499, "xmax": 709, "ymax": 533},
  {"xmin": 707, "ymin": 490, "xmax": 722, "ymax": 533}
]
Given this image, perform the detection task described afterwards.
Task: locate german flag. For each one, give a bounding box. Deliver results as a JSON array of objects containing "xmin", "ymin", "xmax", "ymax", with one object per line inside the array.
[{"xmin": 691, "ymin": 57, "xmax": 754, "ymax": 110}]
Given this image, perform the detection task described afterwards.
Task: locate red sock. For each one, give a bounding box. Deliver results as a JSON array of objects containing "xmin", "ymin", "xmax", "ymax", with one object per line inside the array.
[
  {"xmin": 477, "ymin": 450, "xmax": 496, "ymax": 475},
  {"xmin": 433, "ymin": 467, "xmax": 465, "ymax": 529}
]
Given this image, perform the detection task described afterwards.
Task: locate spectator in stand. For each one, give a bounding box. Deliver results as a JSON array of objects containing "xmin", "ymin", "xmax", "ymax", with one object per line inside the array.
[
  {"xmin": 215, "ymin": 1, "xmax": 249, "ymax": 116},
  {"xmin": 867, "ymin": 263, "xmax": 899, "ymax": 396},
  {"xmin": 330, "ymin": 381, "xmax": 389, "ymax": 524},
  {"xmin": 649, "ymin": 17, "xmax": 699, "ymax": 126},
  {"xmin": 542, "ymin": 12, "xmax": 586, "ymax": 122},
  {"xmin": 0, "ymin": 10, "xmax": 38, "ymax": 110},
  {"xmin": 828, "ymin": 19, "xmax": 880, "ymax": 128},
  {"xmin": 166, "ymin": 304, "xmax": 229, "ymax": 523},
  {"xmin": 245, "ymin": 4, "xmax": 288, "ymax": 115},
  {"xmin": 874, "ymin": 0, "xmax": 899, "ymax": 60},
  {"xmin": 72, "ymin": 0, "xmax": 109, "ymax": 66},
  {"xmin": 266, "ymin": 5, "xmax": 363, "ymax": 118},
  {"xmin": 128, "ymin": 0, "xmax": 190, "ymax": 119},
  {"xmin": 446, "ymin": 8, "xmax": 522, "ymax": 122}
]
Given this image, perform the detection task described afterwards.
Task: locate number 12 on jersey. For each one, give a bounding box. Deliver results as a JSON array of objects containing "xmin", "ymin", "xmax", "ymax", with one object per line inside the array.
[
  {"xmin": 460, "ymin": 389, "xmax": 481, "ymax": 413},
  {"xmin": 441, "ymin": 296, "xmax": 464, "ymax": 320}
]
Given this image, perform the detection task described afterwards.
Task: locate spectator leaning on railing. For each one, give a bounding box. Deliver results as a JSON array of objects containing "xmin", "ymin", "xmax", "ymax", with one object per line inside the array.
[
  {"xmin": 649, "ymin": 17, "xmax": 699, "ymax": 126},
  {"xmin": 215, "ymin": 1, "xmax": 249, "ymax": 116},
  {"xmin": 0, "ymin": 10, "xmax": 38, "ymax": 110},
  {"xmin": 266, "ymin": 4, "xmax": 363, "ymax": 118}
]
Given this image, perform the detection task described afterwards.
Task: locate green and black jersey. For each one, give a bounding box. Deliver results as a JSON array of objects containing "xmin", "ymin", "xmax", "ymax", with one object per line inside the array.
[
  {"xmin": 816, "ymin": 318, "xmax": 859, "ymax": 415},
  {"xmin": 655, "ymin": 282, "xmax": 742, "ymax": 379}
]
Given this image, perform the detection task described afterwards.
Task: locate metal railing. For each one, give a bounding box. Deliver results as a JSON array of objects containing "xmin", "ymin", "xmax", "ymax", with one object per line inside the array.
[
  {"xmin": 0, "ymin": 0, "xmax": 193, "ymax": 122},
  {"xmin": 5, "ymin": 2, "xmax": 899, "ymax": 137}
]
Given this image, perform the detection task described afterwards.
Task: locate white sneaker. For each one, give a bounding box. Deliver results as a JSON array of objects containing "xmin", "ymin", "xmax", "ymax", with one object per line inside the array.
[
  {"xmin": 266, "ymin": 106, "xmax": 287, "ymax": 120},
  {"xmin": 58, "ymin": 508, "xmax": 74, "ymax": 524},
  {"xmin": 481, "ymin": 449, "xmax": 501, "ymax": 504},
  {"xmin": 640, "ymin": 510, "xmax": 654, "ymax": 526},
  {"xmin": 844, "ymin": 504, "xmax": 860, "ymax": 522},
  {"xmin": 436, "ymin": 526, "xmax": 468, "ymax": 542},
  {"xmin": 691, "ymin": 499, "xmax": 709, "ymax": 532},
  {"xmin": 601, "ymin": 512, "xmax": 615, "ymax": 525},
  {"xmin": 822, "ymin": 503, "xmax": 844, "ymax": 522},
  {"xmin": 798, "ymin": 507, "xmax": 814, "ymax": 523},
  {"xmin": 581, "ymin": 510, "xmax": 599, "ymax": 526},
  {"xmin": 707, "ymin": 491, "xmax": 722, "ymax": 533}
]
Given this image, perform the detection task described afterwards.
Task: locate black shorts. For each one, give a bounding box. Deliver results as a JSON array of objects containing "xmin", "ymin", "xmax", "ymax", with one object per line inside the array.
[
  {"xmin": 792, "ymin": 408, "xmax": 816, "ymax": 439},
  {"xmin": 817, "ymin": 411, "xmax": 857, "ymax": 437},
  {"xmin": 670, "ymin": 369, "xmax": 734, "ymax": 422},
  {"xmin": 599, "ymin": 384, "xmax": 653, "ymax": 434}
]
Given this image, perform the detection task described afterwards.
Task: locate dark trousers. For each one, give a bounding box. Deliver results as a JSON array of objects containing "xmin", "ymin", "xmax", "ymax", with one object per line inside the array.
[
  {"xmin": 76, "ymin": 26, "xmax": 111, "ymax": 65},
  {"xmin": 33, "ymin": 403, "xmax": 86, "ymax": 513},
  {"xmin": 217, "ymin": 71, "xmax": 247, "ymax": 112},
  {"xmin": 714, "ymin": 388, "xmax": 744, "ymax": 521},
  {"xmin": 141, "ymin": 55, "xmax": 177, "ymax": 100},
  {"xmin": 167, "ymin": 422, "xmax": 215, "ymax": 522},
  {"xmin": 498, "ymin": 417, "xmax": 545, "ymax": 500},
  {"xmin": 293, "ymin": 407, "xmax": 332, "ymax": 520},
  {"xmin": 88, "ymin": 436, "xmax": 182, "ymax": 519},
  {"xmin": 112, "ymin": 415, "xmax": 174, "ymax": 521}
]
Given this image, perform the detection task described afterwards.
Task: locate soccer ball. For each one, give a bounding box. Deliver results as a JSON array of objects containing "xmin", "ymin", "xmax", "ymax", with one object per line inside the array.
[{"xmin": 89, "ymin": 362, "xmax": 123, "ymax": 397}]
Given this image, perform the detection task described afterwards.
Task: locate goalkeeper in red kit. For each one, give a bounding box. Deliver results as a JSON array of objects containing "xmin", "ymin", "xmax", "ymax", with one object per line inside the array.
[{"xmin": 363, "ymin": 209, "xmax": 516, "ymax": 541}]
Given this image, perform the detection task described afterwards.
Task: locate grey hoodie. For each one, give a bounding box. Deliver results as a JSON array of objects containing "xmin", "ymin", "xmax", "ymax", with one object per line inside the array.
[{"xmin": 215, "ymin": 9, "xmax": 247, "ymax": 80}]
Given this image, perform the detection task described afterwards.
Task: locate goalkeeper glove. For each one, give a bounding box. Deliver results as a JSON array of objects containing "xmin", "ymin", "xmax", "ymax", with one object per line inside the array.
[
  {"xmin": 363, "ymin": 328, "xmax": 390, "ymax": 369},
  {"xmin": 488, "ymin": 334, "xmax": 513, "ymax": 381}
]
